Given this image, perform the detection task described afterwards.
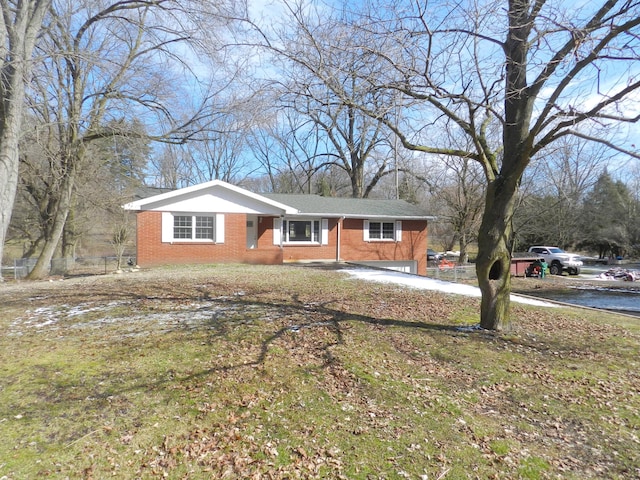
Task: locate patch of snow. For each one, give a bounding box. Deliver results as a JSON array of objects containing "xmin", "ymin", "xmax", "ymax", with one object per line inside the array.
[
  {"xmin": 8, "ymin": 298, "xmax": 285, "ymax": 337},
  {"xmin": 342, "ymin": 268, "xmax": 557, "ymax": 308}
]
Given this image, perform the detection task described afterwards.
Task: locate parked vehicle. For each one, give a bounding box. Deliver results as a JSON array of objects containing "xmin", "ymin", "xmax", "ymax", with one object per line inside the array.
[
  {"xmin": 427, "ymin": 249, "xmax": 442, "ymax": 262},
  {"xmin": 528, "ymin": 246, "xmax": 583, "ymax": 275}
]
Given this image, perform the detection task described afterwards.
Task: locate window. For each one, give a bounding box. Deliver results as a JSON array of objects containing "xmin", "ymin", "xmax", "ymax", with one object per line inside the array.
[
  {"xmin": 273, "ymin": 218, "xmax": 328, "ymax": 246},
  {"xmin": 364, "ymin": 220, "xmax": 402, "ymax": 241},
  {"xmin": 369, "ymin": 221, "xmax": 395, "ymax": 240},
  {"xmin": 195, "ymin": 216, "xmax": 214, "ymax": 239},
  {"xmin": 284, "ymin": 220, "xmax": 320, "ymax": 243},
  {"xmin": 173, "ymin": 215, "xmax": 193, "ymax": 239},
  {"xmin": 169, "ymin": 214, "xmax": 216, "ymax": 241}
]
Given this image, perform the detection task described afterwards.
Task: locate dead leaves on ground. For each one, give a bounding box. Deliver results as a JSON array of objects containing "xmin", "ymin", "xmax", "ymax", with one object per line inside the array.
[
  {"xmin": 2, "ymin": 265, "xmax": 640, "ymax": 479},
  {"xmin": 139, "ymin": 421, "xmax": 346, "ymax": 479}
]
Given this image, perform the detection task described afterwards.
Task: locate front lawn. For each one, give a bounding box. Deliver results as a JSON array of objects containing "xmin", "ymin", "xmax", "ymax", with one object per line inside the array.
[{"xmin": 1, "ymin": 264, "xmax": 638, "ymax": 479}]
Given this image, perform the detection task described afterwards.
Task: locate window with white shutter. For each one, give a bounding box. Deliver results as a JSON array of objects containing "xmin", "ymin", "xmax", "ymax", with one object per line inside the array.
[
  {"xmin": 364, "ymin": 219, "xmax": 402, "ymax": 241},
  {"xmin": 161, "ymin": 213, "xmax": 224, "ymax": 243}
]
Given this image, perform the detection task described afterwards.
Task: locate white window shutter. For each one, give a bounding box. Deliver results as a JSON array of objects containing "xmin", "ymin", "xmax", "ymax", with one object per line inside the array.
[
  {"xmin": 395, "ymin": 220, "xmax": 402, "ymax": 241},
  {"xmin": 273, "ymin": 218, "xmax": 282, "ymax": 245},
  {"xmin": 363, "ymin": 220, "xmax": 369, "ymax": 241},
  {"xmin": 161, "ymin": 212, "xmax": 173, "ymax": 243},
  {"xmin": 215, "ymin": 213, "xmax": 225, "ymax": 243},
  {"xmin": 321, "ymin": 219, "xmax": 329, "ymax": 245}
]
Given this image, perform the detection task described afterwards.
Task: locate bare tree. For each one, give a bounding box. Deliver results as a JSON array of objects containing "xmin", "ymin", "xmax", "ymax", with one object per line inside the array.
[
  {"xmin": 63, "ymin": 121, "xmax": 149, "ymax": 259},
  {"xmin": 7, "ymin": 116, "xmax": 51, "ymax": 258},
  {"xmin": 0, "ymin": 0, "xmax": 51, "ymax": 278},
  {"xmin": 181, "ymin": 105, "xmax": 259, "ymax": 185},
  {"xmin": 23, "ymin": 0, "xmax": 231, "ymax": 279},
  {"xmin": 247, "ymin": 1, "xmax": 398, "ymax": 198},
  {"xmin": 111, "ymin": 223, "xmax": 131, "ymax": 271},
  {"xmin": 344, "ymin": 0, "xmax": 640, "ymax": 329},
  {"xmin": 249, "ymin": 106, "xmax": 343, "ymax": 194},
  {"xmin": 147, "ymin": 144, "xmax": 191, "ymax": 189},
  {"xmin": 414, "ymin": 155, "xmax": 485, "ymax": 264}
]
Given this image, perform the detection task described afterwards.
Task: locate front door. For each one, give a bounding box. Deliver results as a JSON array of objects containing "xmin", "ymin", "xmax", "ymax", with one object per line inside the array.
[{"xmin": 246, "ymin": 215, "xmax": 258, "ymax": 249}]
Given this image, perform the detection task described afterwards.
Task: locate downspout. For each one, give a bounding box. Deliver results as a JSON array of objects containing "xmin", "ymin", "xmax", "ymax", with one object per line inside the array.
[
  {"xmin": 279, "ymin": 215, "xmax": 285, "ymax": 264},
  {"xmin": 336, "ymin": 216, "xmax": 344, "ymax": 262}
]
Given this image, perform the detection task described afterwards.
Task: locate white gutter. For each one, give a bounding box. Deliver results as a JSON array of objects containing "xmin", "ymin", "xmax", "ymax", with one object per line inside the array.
[{"xmin": 294, "ymin": 212, "xmax": 436, "ymax": 221}]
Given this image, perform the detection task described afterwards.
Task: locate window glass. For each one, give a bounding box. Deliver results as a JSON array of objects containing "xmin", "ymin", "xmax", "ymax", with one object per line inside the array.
[
  {"xmin": 283, "ymin": 220, "xmax": 320, "ymax": 243},
  {"xmin": 173, "ymin": 215, "xmax": 215, "ymax": 240},
  {"xmin": 289, "ymin": 220, "xmax": 311, "ymax": 241},
  {"xmin": 195, "ymin": 216, "xmax": 214, "ymax": 239},
  {"xmin": 369, "ymin": 222, "xmax": 382, "ymax": 239},
  {"xmin": 369, "ymin": 221, "xmax": 396, "ymax": 240},
  {"xmin": 174, "ymin": 215, "xmax": 192, "ymax": 239},
  {"xmin": 382, "ymin": 222, "xmax": 394, "ymax": 239}
]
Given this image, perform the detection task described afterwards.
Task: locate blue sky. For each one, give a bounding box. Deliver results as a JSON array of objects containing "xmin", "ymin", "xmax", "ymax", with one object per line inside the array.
[{"xmin": 157, "ymin": 0, "xmax": 640, "ymax": 185}]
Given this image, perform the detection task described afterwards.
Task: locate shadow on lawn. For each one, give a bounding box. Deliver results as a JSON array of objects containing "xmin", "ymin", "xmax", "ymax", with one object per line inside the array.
[
  {"xmin": 2, "ymin": 274, "xmax": 523, "ymax": 406},
  {"xmin": 90, "ymin": 284, "xmax": 494, "ymax": 397}
]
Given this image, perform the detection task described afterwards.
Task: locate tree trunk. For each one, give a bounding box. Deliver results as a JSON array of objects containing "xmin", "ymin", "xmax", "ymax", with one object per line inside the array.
[
  {"xmin": 351, "ymin": 160, "xmax": 364, "ymax": 198},
  {"xmin": 0, "ymin": 103, "xmax": 22, "ymax": 277},
  {"xmin": 62, "ymin": 205, "xmax": 79, "ymax": 260},
  {"xmin": 0, "ymin": 0, "xmax": 51, "ymax": 280},
  {"xmin": 474, "ymin": 0, "xmax": 534, "ymax": 330},
  {"xmin": 458, "ymin": 232, "xmax": 468, "ymax": 265},
  {"xmin": 27, "ymin": 167, "xmax": 76, "ymax": 279},
  {"xmin": 0, "ymin": 54, "xmax": 29, "ymax": 278},
  {"xmin": 475, "ymin": 176, "xmax": 519, "ymax": 331}
]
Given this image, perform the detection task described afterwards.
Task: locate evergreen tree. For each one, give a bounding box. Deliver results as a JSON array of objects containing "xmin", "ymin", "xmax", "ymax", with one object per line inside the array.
[{"xmin": 580, "ymin": 171, "xmax": 633, "ymax": 258}]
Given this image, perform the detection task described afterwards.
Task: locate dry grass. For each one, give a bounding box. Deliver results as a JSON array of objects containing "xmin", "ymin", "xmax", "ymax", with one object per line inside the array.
[{"xmin": 1, "ymin": 263, "xmax": 639, "ymax": 479}]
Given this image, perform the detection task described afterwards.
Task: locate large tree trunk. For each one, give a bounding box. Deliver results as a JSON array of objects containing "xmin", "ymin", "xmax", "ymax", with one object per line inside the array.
[
  {"xmin": 27, "ymin": 167, "xmax": 76, "ymax": 279},
  {"xmin": 62, "ymin": 205, "xmax": 80, "ymax": 260},
  {"xmin": 0, "ymin": 0, "xmax": 51, "ymax": 280},
  {"xmin": 474, "ymin": 0, "xmax": 534, "ymax": 330},
  {"xmin": 0, "ymin": 96, "xmax": 22, "ymax": 275},
  {"xmin": 475, "ymin": 176, "xmax": 519, "ymax": 331},
  {"xmin": 350, "ymin": 157, "xmax": 364, "ymax": 198}
]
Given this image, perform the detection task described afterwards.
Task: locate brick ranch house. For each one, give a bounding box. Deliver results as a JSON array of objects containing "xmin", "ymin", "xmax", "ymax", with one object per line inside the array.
[{"xmin": 124, "ymin": 180, "xmax": 434, "ymax": 275}]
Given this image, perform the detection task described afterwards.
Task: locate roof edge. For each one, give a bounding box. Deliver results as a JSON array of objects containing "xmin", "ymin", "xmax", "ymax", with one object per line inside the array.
[
  {"xmin": 288, "ymin": 212, "xmax": 436, "ymax": 220},
  {"xmin": 122, "ymin": 180, "xmax": 298, "ymax": 214}
]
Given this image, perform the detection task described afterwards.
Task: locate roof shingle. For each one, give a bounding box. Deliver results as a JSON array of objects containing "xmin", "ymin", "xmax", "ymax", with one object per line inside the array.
[{"xmin": 262, "ymin": 194, "xmax": 432, "ymax": 219}]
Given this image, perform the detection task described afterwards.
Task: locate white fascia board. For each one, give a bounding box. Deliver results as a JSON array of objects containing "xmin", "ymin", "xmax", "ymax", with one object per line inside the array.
[
  {"xmin": 354, "ymin": 215, "xmax": 437, "ymax": 221},
  {"xmin": 123, "ymin": 180, "xmax": 298, "ymax": 215},
  {"xmin": 123, "ymin": 180, "xmax": 220, "ymax": 210}
]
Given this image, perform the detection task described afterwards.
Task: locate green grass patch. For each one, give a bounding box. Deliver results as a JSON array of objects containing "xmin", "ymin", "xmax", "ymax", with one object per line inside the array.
[{"xmin": 1, "ymin": 263, "xmax": 639, "ymax": 478}]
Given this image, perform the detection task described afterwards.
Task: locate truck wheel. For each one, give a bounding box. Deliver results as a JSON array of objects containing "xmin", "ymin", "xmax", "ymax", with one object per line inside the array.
[
  {"xmin": 569, "ymin": 267, "xmax": 580, "ymax": 275},
  {"xmin": 550, "ymin": 263, "xmax": 562, "ymax": 275}
]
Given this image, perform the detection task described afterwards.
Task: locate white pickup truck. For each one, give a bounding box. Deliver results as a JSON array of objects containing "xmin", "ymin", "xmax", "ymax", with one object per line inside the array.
[{"xmin": 528, "ymin": 246, "xmax": 583, "ymax": 276}]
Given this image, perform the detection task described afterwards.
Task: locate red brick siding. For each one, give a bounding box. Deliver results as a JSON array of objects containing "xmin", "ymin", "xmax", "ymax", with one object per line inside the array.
[
  {"xmin": 340, "ymin": 218, "xmax": 427, "ymax": 276},
  {"xmin": 136, "ymin": 212, "xmax": 427, "ymax": 275},
  {"xmin": 135, "ymin": 211, "xmax": 282, "ymax": 267}
]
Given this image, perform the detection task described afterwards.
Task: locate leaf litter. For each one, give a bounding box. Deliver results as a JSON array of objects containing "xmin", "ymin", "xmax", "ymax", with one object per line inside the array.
[{"xmin": 0, "ymin": 263, "xmax": 639, "ymax": 479}]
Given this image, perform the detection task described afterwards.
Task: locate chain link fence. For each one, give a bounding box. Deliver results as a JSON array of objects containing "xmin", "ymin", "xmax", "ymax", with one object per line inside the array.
[
  {"xmin": 426, "ymin": 263, "xmax": 476, "ymax": 282},
  {"xmin": 3, "ymin": 256, "xmax": 137, "ymax": 280},
  {"xmin": 2, "ymin": 256, "xmax": 472, "ymax": 281}
]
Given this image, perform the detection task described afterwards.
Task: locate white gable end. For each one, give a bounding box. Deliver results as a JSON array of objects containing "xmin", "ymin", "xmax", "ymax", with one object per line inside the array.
[
  {"xmin": 124, "ymin": 180, "xmax": 297, "ymax": 215},
  {"xmin": 144, "ymin": 190, "xmax": 284, "ymax": 214}
]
